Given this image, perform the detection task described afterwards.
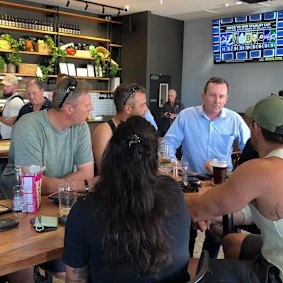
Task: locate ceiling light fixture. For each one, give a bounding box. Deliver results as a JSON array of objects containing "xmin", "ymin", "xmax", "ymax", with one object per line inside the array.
[
  {"xmin": 66, "ymin": 0, "xmax": 70, "ymax": 7},
  {"xmin": 235, "ymin": 1, "xmax": 243, "ymax": 4},
  {"xmin": 160, "ymin": 0, "xmax": 163, "ymax": 4},
  {"xmin": 74, "ymin": 0, "xmax": 127, "ymax": 15},
  {"xmin": 225, "ymin": 3, "xmax": 230, "ymax": 7}
]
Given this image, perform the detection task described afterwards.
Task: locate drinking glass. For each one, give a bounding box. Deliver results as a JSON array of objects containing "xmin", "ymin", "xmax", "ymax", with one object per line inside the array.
[
  {"xmin": 58, "ymin": 180, "xmax": 77, "ymax": 217},
  {"xmin": 212, "ymin": 159, "xmax": 228, "ymax": 185}
]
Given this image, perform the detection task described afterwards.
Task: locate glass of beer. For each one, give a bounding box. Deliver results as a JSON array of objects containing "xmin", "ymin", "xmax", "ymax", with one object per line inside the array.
[{"xmin": 212, "ymin": 159, "xmax": 228, "ymax": 185}]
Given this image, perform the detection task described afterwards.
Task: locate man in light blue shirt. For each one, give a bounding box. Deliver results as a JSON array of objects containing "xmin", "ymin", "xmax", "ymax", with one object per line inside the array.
[
  {"xmin": 144, "ymin": 110, "xmax": 158, "ymax": 130},
  {"xmin": 161, "ymin": 77, "xmax": 250, "ymax": 174}
]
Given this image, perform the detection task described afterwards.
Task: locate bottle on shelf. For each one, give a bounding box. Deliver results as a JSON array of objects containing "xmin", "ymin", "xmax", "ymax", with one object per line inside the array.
[{"xmin": 12, "ymin": 166, "xmax": 26, "ymax": 218}]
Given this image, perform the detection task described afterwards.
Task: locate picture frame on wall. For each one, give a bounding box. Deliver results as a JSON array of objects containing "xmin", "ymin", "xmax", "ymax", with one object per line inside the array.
[
  {"xmin": 67, "ymin": 63, "xmax": 76, "ymax": 77},
  {"xmin": 87, "ymin": 64, "xmax": 95, "ymax": 77},
  {"xmin": 59, "ymin": 63, "xmax": 68, "ymax": 75},
  {"xmin": 159, "ymin": 83, "xmax": 169, "ymax": 108}
]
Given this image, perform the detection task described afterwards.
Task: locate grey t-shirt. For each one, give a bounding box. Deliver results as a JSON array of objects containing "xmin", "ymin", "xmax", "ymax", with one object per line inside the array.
[{"xmin": 0, "ymin": 109, "xmax": 93, "ymax": 198}]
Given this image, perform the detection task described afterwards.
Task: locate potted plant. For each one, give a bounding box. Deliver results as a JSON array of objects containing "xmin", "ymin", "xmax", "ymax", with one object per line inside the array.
[
  {"xmin": 89, "ymin": 48, "xmax": 107, "ymax": 76},
  {"xmin": 1, "ymin": 34, "xmax": 22, "ymax": 72},
  {"xmin": 109, "ymin": 60, "xmax": 120, "ymax": 90}
]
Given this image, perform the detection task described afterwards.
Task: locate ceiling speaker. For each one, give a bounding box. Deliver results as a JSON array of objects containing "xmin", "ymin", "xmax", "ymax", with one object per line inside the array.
[{"xmin": 241, "ymin": 0, "xmax": 268, "ymax": 3}]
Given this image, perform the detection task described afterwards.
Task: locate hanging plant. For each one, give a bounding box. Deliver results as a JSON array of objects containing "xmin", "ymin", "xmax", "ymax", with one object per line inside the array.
[
  {"xmin": 38, "ymin": 35, "xmax": 66, "ymax": 81},
  {"xmin": 0, "ymin": 55, "xmax": 5, "ymax": 72},
  {"xmin": 109, "ymin": 61, "xmax": 119, "ymax": 78},
  {"xmin": 89, "ymin": 48, "xmax": 107, "ymax": 75}
]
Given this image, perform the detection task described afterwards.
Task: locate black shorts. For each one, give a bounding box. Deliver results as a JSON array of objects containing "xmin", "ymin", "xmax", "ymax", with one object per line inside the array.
[{"xmin": 202, "ymin": 235, "xmax": 281, "ymax": 283}]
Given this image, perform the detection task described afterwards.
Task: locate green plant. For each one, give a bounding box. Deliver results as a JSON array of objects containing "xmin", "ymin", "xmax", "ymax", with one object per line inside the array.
[
  {"xmin": 38, "ymin": 35, "xmax": 66, "ymax": 81},
  {"xmin": 1, "ymin": 33, "xmax": 22, "ymax": 66},
  {"xmin": 109, "ymin": 62, "xmax": 119, "ymax": 78},
  {"xmin": 0, "ymin": 55, "xmax": 5, "ymax": 72},
  {"xmin": 89, "ymin": 49, "xmax": 107, "ymax": 75},
  {"xmin": 7, "ymin": 52, "xmax": 22, "ymax": 66}
]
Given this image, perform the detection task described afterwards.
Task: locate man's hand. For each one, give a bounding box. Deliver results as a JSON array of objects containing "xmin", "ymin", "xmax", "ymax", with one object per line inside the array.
[
  {"xmin": 169, "ymin": 113, "xmax": 176, "ymax": 119},
  {"xmin": 192, "ymin": 220, "xmax": 211, "ymax": 232},
  {"xmin": 203, "ymin": 160, "xmax": 213, "ymax": 174}
]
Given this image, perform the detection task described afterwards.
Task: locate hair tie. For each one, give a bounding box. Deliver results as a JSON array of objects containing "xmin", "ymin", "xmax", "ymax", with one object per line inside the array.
[{"xmin": 128, "ymin": 134, "xmax": 141, "ymax": 148}]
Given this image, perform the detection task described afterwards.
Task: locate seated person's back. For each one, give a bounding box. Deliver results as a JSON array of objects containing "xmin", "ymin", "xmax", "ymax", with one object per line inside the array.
[{"xmin": 63, "ymin": 116, "xmax": 191, "ymax": 283}]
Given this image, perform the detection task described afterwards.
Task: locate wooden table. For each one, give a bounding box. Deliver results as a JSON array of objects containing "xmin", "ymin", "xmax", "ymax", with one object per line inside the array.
[
  {"xmin": 0, "ymin": 140, "xmax": 10, "ymax": 158},
  {"xmin": 183, "ymin": 180, "xmax": 234, "ymax": 235},
  {"xmin": 0, "ymin": 196, "xmax": 64, "ymax": 276}
]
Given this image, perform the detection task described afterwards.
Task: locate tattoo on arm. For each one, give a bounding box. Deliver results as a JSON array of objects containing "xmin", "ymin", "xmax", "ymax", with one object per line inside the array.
[{"xmin": 68, "ymin": 266, "xmax": 88, "ymax": 282}]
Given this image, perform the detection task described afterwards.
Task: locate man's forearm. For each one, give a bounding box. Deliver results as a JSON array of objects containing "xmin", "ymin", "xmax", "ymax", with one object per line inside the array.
[{"xmin": 0, "ymin": 116, "xmax": 17, "ymax": 126}]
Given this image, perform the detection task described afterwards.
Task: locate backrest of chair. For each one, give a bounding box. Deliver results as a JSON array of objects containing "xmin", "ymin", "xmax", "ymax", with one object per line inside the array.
[{"xmin": 187, "ymin": 250, "xmax": 210, "ymax": 283}]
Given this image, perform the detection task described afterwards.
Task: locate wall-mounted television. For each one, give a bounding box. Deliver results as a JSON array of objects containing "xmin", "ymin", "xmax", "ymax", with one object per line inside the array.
[{"xmin": 213, "ymin": 11, "xmax": 283, "ymax": 63}]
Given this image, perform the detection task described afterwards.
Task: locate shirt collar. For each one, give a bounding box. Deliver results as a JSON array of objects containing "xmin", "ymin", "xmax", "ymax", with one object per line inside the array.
[{"xmin": 199, "ymin": 104, "xmax": 227, "ymax": 120}]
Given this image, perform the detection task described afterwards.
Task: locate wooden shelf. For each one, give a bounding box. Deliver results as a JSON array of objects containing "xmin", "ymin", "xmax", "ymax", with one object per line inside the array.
[
  {"xmin": 58, "ymin": 32, "xmax": 110, "ymax": 43},
  {"xmin": 0, "ymin": 72, "xmax": 37, "ymax": 77},
  {"xmin": 48, "ymin": 75, "xmax": 109, "ymax": 81},
  {"xmin": 0, "ymin": 0, "xmax": 57, "ymax": 15},
  {"xmin": 109, "ymin": 43, "xmax": 122, "ymax": 48},
  {"xmin": 0, "ymin": 25, "xmax": 57, "ymax": 35},
  {"xmin": 0, "ymin": 49, "xmax": 52, "ymax": 56},
  {"xmin": 0, "ymin": 0, "xmax": 122, "ymax": 25}
]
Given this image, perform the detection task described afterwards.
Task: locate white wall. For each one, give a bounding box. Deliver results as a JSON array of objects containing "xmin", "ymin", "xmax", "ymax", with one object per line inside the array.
[{"xmin": 182, "ymin": 18, "xmax": 283, "ymax": 112}]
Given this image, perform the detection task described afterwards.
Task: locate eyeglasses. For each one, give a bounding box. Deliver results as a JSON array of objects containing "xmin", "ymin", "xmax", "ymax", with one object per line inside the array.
[
  {"xmin": 122, "ymin": 84, "xmax": 140, "ymax": 105},
  {"xmin": 59, "ymin": 78, "xmax": 77, "ymax": 108}
]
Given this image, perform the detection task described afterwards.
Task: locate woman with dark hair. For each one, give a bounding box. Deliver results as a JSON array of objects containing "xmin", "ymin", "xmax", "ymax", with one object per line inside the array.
[{"xmin": 63, "ymin": 116, "xmax": 191, "ymax": 283}]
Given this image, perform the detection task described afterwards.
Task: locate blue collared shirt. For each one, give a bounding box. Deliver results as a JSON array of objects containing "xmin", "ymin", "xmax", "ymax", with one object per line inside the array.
[
  {"xmin": 144, "ymin": 110, "xmax": 158, "ymax": 130},
  {"xmin": 161, "ymin": 105, "xmax": 250, "ymax": 173}
]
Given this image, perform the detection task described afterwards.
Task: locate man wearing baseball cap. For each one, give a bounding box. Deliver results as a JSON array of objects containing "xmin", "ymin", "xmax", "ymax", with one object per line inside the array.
[
  {"xmin": 188, "ymin": 95, "xmax": 283, "ymax": 282},
  {"xmin": 0, "ymin": 75, "xmax": 24, "ymax": 139}
]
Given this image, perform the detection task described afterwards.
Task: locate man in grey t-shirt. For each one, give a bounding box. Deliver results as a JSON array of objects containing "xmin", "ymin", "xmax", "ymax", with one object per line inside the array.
[
  {"xmin": 0, "ymin": 77, "xmax": 94, "ymax": 198},
  {"xmin": 0, "ymin": 77, "xmax": 94, "ymax": 283}
]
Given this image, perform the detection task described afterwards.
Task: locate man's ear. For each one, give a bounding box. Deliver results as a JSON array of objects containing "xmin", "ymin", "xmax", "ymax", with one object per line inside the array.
[
  {"xmin": 124, "ymin": 104, "xmax": 132, "ymax": 114},
  {"xmin": 62, "ymin": 104, "xmax": 73, "ymax": 116}
]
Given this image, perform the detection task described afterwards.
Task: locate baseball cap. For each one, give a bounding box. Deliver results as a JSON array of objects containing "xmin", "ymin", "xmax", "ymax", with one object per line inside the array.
[
  {"xmin": 246, "ymin": 95, "xmax": 283, "ymax": 134},
  {"xmin": 0, "ymin": 75, "xmax": 18, "ymax": 86}
]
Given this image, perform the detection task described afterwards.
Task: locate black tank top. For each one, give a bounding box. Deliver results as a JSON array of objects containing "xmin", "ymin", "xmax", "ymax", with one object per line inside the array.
[{"xmin": 107, "ymin": 119, "xmax": 116, "ymax": 133}]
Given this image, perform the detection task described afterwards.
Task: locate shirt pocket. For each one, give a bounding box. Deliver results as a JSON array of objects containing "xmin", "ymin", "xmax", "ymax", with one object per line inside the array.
[{"xmin": 214, "ymin": 134, "xmax": 235, "ymax": 155}]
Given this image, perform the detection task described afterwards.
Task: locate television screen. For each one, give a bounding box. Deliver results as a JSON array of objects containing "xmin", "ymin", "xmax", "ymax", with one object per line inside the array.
[{"xmin": 213, "ymin": 11, "xmax": 283, "ymax": 63}]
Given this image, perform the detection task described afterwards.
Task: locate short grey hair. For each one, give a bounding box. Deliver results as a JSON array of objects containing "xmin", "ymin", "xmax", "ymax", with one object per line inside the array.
[{"xmin": 52, "ymin": 77, "xmax": 90, "ymax": 110}]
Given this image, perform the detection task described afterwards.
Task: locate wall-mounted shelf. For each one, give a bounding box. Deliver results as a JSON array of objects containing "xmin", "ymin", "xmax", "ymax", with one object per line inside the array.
[
  {"xmin": 58, "ymin": 32, "xmax": 110, "ymax": 43},
  {"xmin": 0, "ymin": 25, "xmax": 57, "ymax": 35}
]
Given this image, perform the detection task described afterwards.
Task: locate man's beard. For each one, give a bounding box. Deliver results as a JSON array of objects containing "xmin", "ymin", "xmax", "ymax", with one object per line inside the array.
[{"xmin": 3, "ymin": 91, "xmax": 12, "ymax": 98}]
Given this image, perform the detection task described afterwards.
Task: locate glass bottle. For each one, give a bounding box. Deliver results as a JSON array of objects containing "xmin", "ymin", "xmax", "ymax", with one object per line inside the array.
[{"xmin": 12, "ymin": 167, "xmax": 26, "ymax": 218}]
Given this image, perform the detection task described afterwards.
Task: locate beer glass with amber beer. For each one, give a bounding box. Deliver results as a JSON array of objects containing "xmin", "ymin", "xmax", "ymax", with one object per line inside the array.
[{"xmin": 212, "ymin": 159, "xmax": 227, "ymax": 185}]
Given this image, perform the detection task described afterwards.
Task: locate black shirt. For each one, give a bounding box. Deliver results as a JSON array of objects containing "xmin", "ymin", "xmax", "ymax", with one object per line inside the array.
[{"xmin": 14, "ymin": 98, "xmax": 52, "ymax": 123}]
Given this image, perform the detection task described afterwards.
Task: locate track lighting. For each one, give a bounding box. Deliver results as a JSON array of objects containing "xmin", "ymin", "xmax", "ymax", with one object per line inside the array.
[{"xmin": 71, "ymin": 0, "xmax": 128, "ymax": 15}]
